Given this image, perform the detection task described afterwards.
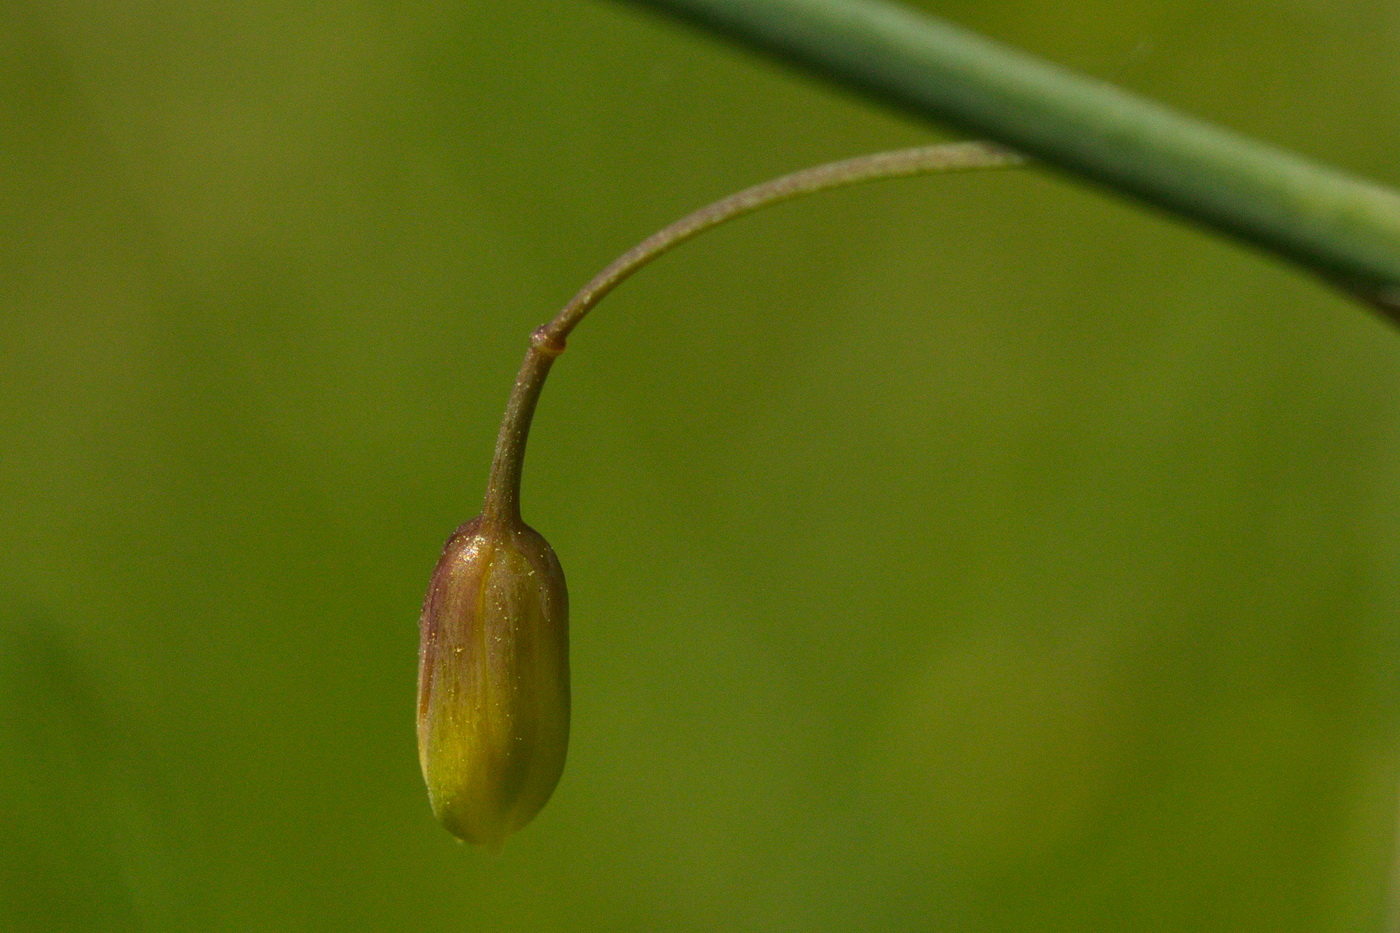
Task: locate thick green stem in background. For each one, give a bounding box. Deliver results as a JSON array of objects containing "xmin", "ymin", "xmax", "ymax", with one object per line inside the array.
[{"xmin": 614, "ymin": 0, "xmax": 1400, "ymax": 317}]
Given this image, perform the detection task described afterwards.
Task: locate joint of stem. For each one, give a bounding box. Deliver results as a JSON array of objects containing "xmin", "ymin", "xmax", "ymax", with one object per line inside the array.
[{"xmin": 531, "ymin": 326, "xmax": 567, "ymax": 359}]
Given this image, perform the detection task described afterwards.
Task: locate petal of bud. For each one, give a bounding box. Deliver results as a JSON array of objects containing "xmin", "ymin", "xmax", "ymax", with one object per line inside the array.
[{"xmin": 416, "ymin": 516, "xmax": 570, "ymax": 849}]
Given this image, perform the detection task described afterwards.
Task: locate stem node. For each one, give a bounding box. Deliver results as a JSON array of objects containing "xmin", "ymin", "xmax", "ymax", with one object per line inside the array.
[{"xmin": 531, "ymin": 326, "xmax": 568, "ymax": 359}]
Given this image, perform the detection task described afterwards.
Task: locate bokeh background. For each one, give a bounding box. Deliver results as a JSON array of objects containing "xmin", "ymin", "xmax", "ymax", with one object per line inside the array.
[{"xmin": 6, "ymin": 0, "xmax": 1400, "ymax": 929}]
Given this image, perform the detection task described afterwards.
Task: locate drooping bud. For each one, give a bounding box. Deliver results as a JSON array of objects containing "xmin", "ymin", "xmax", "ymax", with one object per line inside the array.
[
  {"xmin": 416, "ymin": 515, "xmax": 569, "ymax": 849},
  {"xmin": 416, "ymin": 143, "xmax": 1022, "ymax": 846}
]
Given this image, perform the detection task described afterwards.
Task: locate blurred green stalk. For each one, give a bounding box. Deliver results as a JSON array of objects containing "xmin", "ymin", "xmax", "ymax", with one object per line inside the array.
[{"xmin": 616, "ymin": 0, "xmax": 1400, "ymax": 313}]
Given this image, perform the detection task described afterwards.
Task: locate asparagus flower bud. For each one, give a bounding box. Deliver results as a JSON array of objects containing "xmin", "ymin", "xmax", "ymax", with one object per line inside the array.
[
  {"xmin": 417, "ymin": 514, "xmax": 569, "ymax": 849},
  {"xmin": 417, "ymin": 142, "xmax": 1021, "ymax": 847}
]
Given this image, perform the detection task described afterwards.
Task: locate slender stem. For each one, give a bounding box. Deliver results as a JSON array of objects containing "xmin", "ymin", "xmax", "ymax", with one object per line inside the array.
[
  {"xmin": 617, "ymin": 0, "xmax": 1400, "ymax": 311},
  {"xmin": 480, "ymin": 141, "xmax": 1022, "ymax": 522},
  {"xmin": 481, "ymin": 347, "xmax": 557, "ymax": 526},
  {"xmin": 540, "ymin": 141, "xmax": 1020, "ymax": 345}
]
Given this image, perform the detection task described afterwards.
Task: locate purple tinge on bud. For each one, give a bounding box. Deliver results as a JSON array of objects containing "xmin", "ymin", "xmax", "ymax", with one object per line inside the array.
[{"xmin": 417, "ymin": 516, "xmax": 570, "ymax": 848}]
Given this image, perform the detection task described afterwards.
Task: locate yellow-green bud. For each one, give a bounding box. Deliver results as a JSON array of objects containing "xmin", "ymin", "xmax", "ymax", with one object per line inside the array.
[{"xmin": 416, "ymin": 515, "xmax": 570, "ymax": 849}]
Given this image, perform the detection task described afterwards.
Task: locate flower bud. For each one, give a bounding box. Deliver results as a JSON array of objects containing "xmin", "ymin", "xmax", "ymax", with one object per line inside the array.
[{"xmin": 416, "ymin": 516, "xmax": 569, "ymax": 849}]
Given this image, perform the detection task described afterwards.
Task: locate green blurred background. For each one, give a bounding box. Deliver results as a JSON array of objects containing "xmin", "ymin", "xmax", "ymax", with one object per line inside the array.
[{"xmin": 5, "ymin": 0, "xmax": 1400, "ymax": 929}]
